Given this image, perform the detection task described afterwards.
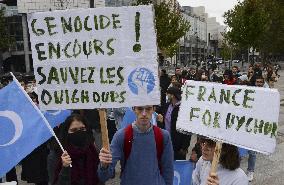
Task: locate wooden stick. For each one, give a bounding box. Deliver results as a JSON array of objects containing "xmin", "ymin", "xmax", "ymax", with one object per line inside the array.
[
  {"xmin": 210, "ymin": 141, "xmax": 223, "ymax": 173},
  {"xmin": 99, "ymin": 109, "xmax": 110, "ymax": 150}
]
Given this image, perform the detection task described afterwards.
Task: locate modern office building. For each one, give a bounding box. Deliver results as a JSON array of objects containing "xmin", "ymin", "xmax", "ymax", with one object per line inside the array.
[
  {"xmin": 0, "ymin": 0, "xmax": 105, "ymax": 74},
  {"xmin": 178, "ymin": 6, "xmax": 226, "ymax": 66}
]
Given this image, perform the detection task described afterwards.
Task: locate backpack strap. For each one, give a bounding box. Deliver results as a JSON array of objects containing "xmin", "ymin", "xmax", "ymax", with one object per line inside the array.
[
  {"xmin": 123, "ymin": 125, "xmax": 164, "ymax": 173},
  {"xmin": 153, "ymin": 125, "xmax": 164, "ymax": 174},
  {"xmin": 123, "ymin": 124, "xmax": 133, "ymax": 171}
]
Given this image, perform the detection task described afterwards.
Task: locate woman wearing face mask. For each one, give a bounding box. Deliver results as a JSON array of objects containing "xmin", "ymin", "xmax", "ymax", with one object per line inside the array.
[{"xmin": 53, "ymin": 114, "xmax": 102, "ymax": 185}]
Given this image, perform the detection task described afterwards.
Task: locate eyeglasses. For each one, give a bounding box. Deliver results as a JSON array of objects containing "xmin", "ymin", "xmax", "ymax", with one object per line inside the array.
[{"xmin": 136, "ymin": 106, "xmax": 153, "ymax": 113}]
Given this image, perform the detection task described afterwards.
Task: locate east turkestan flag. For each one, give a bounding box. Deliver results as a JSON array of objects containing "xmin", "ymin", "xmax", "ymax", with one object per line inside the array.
[{"xmin": 0, "ymin": 80, "xmax": 54, "ymax": 178}]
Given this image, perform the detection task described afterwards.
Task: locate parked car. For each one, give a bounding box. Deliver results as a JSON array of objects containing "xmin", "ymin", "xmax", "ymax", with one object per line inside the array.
[{"xmin": 216, "ymin": 60, "xmax": 224, "ymax": 64}]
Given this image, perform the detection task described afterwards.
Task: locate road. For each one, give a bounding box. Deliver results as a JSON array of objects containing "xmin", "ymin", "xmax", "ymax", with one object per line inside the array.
[
  {"xmin": 240, "ymin": 69, "xmax": 284, "ymax": 185},
  {"xmin": 7, "ymin": 70, "xmax": 284, "ymax": 185}
]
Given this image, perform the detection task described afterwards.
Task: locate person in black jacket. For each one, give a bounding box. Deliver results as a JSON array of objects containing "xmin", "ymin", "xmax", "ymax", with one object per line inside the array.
[
  {"xmin": 159, "ymin": 69, "xmax": 171, "ymax": 108},
  {"xmin": 161, "ymin": 86, "xmax": 191, "ymax": 160}
]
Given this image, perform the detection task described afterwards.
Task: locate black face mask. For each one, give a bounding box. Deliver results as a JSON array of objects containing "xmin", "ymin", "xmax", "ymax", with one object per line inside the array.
[{"xmin": 68, "ymin": 130, "xmax": 89, "ymax": 148}]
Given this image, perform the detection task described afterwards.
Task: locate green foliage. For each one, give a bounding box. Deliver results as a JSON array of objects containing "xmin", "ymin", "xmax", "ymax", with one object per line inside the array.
[
  {"xmin": 0, "ymin": 7, "xmax": 14, "ymax": 51},
  {"xmin": 220, "ymin": 42, "xmax": 231, "ymax": 60},
  {"xmin": 258, "ymin": 0, "xmax": 284, "ymax": 54},
  {"xmin": 135, "ymin": 0, "xmax": 190, "ymax": 55},
  {"xmin": 224, "ymin": 0, "xmax": 284, "ymax": 55},
  {"xmin": 164, "ymin": 42, "xmax": 179, "ymax": 59}
]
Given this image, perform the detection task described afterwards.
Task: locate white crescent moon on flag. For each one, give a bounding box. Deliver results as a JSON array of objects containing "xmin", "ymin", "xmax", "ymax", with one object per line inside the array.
[
  {"xmin": 49, "ymin": 110, "xmax": 62, "ymax": 116},
  {"xmin": 0, "ymin": 110, "xmax": 23, "ymax": 147}
]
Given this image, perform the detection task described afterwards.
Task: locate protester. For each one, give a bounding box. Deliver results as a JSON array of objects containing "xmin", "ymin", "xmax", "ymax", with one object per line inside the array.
[
  {"xmin": 19, "ymin": 78, "xmax": 27, "ymax": 91},
  {"xmin": 247, "ymin": 66, "xmax": 256, "ymax": 86},
  {"xmin": 244, "ymin": 75, "xmax": 268, "ymax": 182},
  {"xmin": 232, "ymin": 66, "xmax": 241, "ymax": 82},
  {"xmin": 209, "ymin": 69, "xmax": 220, "ymax": 82},
  {"xmin": 53, "ymin": 114, "xmax": 101, "ymax": 185},
  {"xmin": 263, "ymin": 65, "xmax": 277, "ymax": 88},
  {"xmin": 119, "ymin": 107, "xmax": 163, "ymax": 129},
  {"xmin": 254, "ymin": 63, "xmax": 262, "ymax": 77},
  {"xmin": 21, "ymin": 143, "xmax": 49, "ymax": 185},
  {"xmin": 200, "ymin": 70, "xmax": 209, "ymax": 81},
  {"xmin": 190, "ymin": 137, "xmax": 202, "ymax": 164},
  {"xmin": 98, "ymin": 105, "xmax": 174, "ymax": 185},
  {"xmin": 192, "ymin": 138, "xmax": 248, "ymax": 185},
  {"xmin": 175, "ymin": 67, "xmax": 182, "ymax": 83},
  {"xmin": 0, "ymin": 168, "xmax": 17, "ymax": 184},
  {"xmin": 187, "ymin": 67, "xmax": 197, "ymax": 80},
  {"xmin": 162, "ymin": 86, "xmax": 191, "ymax": 160},
  {"xmin": 181, "ymin": 70, "xmax": 188, "ymax": 85},
  {"xmin": 168, "ymin": 75, "xmax": 178, "ymax": 89},
  {"xmin": 47, "ymin": 127, "xmax": 61, "ymax": 184},
  {"xmin": 159, "ymin": 69, "xmax": 171, "ymax": 107},
  {"xmin": 222, "ymin": 70, "xmax": 237, "ymax": 85},
  {"xmin": 255, "ymin": 75, "xmax": 266, "ymax": 88}
]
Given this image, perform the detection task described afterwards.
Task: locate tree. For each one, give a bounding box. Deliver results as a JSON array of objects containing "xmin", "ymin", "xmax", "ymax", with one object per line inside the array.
[
  {"xmin": 135, "ymin": 0, "xmax": 190, "ymax": 56},
  {"xmin": 224, "ymin": 0, "xmax": 269, "ymax": 51},
  {"xmin": 224, "ymin": 0, "xmax": 284, "ymax": 61},
  {"xmin": 220, "ymin": 41, "xmax": 231, "ymax": 61},
  {"xmin": 164, "ymin": 42, "xmax": 179, "ymax": 63},
  {"xmin": 258, "ymin": 0, "xmax": 284, "ymax": 56}
]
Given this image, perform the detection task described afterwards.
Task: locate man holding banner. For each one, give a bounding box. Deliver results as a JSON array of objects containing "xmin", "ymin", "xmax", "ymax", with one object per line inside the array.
[{"xmin": 98, "ymin": 105, "xmax": 174, "ymax": 185}]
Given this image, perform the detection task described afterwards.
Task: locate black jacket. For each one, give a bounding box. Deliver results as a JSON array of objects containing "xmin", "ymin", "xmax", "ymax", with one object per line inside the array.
[{"xmin": 160, "ymin": 103, "xmax": 191, "ymax": 160}]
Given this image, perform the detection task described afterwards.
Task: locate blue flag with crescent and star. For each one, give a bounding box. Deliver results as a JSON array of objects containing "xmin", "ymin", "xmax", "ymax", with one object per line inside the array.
[
  {"xmin": 173, "ymin": 160, "xmax": 194, "ymax": 185},
  {"xmin": 0, "ymin": 80, "xmax": 53, "ymax": 178}
]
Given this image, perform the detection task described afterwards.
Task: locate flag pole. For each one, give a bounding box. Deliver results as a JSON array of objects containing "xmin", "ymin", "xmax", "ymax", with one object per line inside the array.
[
  {"xmin": 10, "ymin": 73, "xmax": 65, "ymax": 153},
  {"xmin": 99, "ymin": 109, "xmax": 110, "ymax": 150},
  {"xmin": 210, "ymin": 141, "xmax": 223, "ymax": 173}
]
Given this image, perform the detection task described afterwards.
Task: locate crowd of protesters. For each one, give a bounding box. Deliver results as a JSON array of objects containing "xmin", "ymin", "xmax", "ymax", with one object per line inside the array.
[
  {"xmin": 0, "ymin": 62, "xmax": 280, "ymax": 185},
  {"xmin": 158, "ymin": 62, "xmax": 279, "ymax": 183}
]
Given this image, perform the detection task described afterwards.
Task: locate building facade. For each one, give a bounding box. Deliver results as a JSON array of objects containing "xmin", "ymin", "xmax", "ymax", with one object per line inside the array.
[
  {"xmin": 0, "ymin": 0, "xmax": 105, "ymax": 74},
  {"xmin": 178, "ymin": 6, "xmax": 226, "ymax": 67}
]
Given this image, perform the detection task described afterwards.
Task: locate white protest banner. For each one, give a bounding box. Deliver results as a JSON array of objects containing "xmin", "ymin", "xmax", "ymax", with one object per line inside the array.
[
  {"xmin": 27, "ymin": 5, "xmax": 160, "ymax": 110},
  {"xmin": 177, "ymin": 81, "xmax": 280, "ymax": 154}
]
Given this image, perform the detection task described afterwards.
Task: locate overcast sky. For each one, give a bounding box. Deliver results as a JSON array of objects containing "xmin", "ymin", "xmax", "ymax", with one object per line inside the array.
[{"xmin": 178, "ymin": 0, "xmax": 240, "ymax": 25}]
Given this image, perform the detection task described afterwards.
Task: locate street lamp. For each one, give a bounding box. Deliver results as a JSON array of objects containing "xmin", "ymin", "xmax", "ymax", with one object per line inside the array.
[{"xmin": 194, "ymin": 31, "xmax": 200, "ymax": 68}]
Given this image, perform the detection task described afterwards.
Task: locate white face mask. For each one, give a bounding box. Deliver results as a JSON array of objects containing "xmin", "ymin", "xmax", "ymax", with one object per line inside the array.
[{"xmin": 202, "ymin": 75, "xmax": 206, "ymax": 79}]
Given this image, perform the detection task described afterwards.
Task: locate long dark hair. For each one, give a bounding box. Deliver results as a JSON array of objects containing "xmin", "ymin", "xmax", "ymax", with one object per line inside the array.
[
  {"xmin": 59, "ymin": 114, "xmax": 94, "ymax": 148},
  {"xmin": 219, "ymin": 143, "xmax": 240, "ymax": 170}
]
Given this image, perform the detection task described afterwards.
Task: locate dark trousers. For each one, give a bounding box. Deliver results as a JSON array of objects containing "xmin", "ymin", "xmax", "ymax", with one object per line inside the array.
[{"xmin": 0, "ymin": 167, "xmax": 17, "ymax": 182}]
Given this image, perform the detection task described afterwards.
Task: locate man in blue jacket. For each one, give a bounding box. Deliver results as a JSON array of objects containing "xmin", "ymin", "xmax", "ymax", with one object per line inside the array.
[{"xmin": 98, "ymin": 105, "xmax": 174, "ymax": 185}]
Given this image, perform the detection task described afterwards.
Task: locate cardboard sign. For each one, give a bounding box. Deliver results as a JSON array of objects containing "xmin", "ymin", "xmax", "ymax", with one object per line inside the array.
[
  {"xmin": 27, "ymin": 6, "xmax": 160, "ymax": 110},
  {"xmin": 177, "ymin": 81, "xmax": 280, "ymax": 154}
]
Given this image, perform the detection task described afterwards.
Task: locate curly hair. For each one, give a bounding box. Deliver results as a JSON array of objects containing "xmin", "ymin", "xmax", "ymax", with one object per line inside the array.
[{"xmin": 219, "ymin": 143, "xmax": 240, "ymax": 170}]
